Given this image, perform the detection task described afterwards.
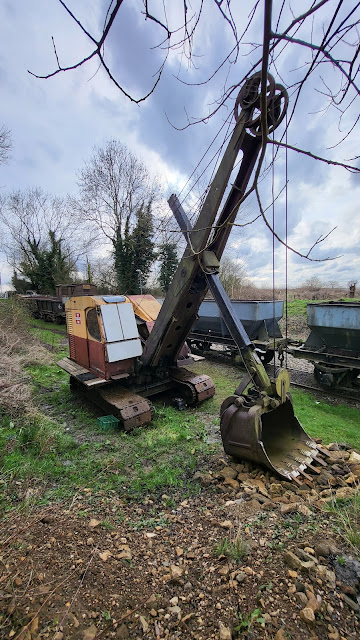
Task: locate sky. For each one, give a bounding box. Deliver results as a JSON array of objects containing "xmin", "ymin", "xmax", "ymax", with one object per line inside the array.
[{"xmin": 1, "ymin": 0, "xmax": 359, "ymax": 291}]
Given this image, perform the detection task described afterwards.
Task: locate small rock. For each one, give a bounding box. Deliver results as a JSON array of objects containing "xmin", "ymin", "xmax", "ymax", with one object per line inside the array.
[
  {"xmin": 341, "ymin": 593, "xmax": 360, "ymax": 612},
  {"xmin": 300, "ymin": 606, "xmax": 315, "ymax": 625},
  {"xmin": 298, "ymin": 504, "xmax": 312, "ymax": 517},
  {"xmin": 328, "ymin": 631, "xmax": 340, "ymax": 640},
  {"xmin": 306, "ymin": 590, "xmax": 321, "ymax": 613},
  {"xmin": 235, "ymin": 572, "xmax": 246, "ymax": 583},
  {"xmin": 296, "ymin": 592, "xmax": 309, "ymax": 606},
  {"xmin": 175, "ymin": 547, "xmax": 183, "ymax": 557},
  {"xmin": 139, "ymin": 615, "xmax": 149, "ymax": 632},
  {"xmin": 348, "ymin": 450, "xmax": 360, "ymax": 464},
  {"xmin": 83, "ymin": 624, "xmax": 98, "ymax": 640},
  {"xmin": 170, "ymin": 565, "xmax": 183, "ymax": 581},
  {"xmin": 219, "ymin": 466, "xmax": 238, "ymax": 480},
  {"xmin": 328, "ymin": 443, "xmax": 340, "ymax": 451},
  {"xmin": 193, "ymin": 471, "xmax": 212, "ymax": 487},
  {"xmin": 99, "ymin": 550, "xmax": 112, "ymax": 562},
  {"xmin": 288, "ymin": 570, "xmax": 298, "ymax": 578},
  {"xmin": 219, "ymin": 621, "xmax": 232, "ymax": 640},
  {"xmin": 170, "ymin": 596, "xmax": 178, "ymax": 606},
  {"xmin": 274, "ymin": 631, "xmax": 287, "ymax": 640},
  {"xmin": 224, "ymin": 477, "xmax": 240, "ymax": 490},
  {"xmin": 315, "ymin": 565, "xmax": 336, "ymax": 589},
  {"xmin": 116, "ymin": 623, "xmax": 129, "ymax": 638},
  {"xmin": 88, "ymin": 519, "xmax": 101, "ymax": 528},
  {"xmin": 169, "ymin": 605, "xmax": 181, "ymax": 619},
  {"xmin": 219, "ymin": 520, "xmax": 233, "ymax": 529},
  {"xmin": 280, "ymin": 503, "xmax": 300, "ymax": 514},
  {"xmin": 86, "ymin": 538, "xmax": 94, "ymax": 546},
  {"xmin": 53, "ymin": 633, "xmax": 63, "ymax": 640}
]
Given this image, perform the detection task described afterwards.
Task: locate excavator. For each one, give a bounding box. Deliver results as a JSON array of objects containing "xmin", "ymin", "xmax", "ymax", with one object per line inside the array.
[{"xmin": 58, "ymin": 73, "xmax": 327, "ymax": 483}]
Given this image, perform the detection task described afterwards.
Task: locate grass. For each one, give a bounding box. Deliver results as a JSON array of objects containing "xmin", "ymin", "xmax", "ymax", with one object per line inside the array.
[
  {"xmin": 2, "ymin": 313, "xmax": 360, "ymax": 514},
  {"xmin": 214, "ymin": 535, "xmax": 248, "ymax": 562},
  {"xmin": 324, "ymin": 489, "xmax": 360, "ymax": 553},
  {"xmin": 291, "ymin": 389, "xmax": 360, "ymax": 449},
  {"xmin": 285, "ymin": 297, "xmax": 360, "ymax": 318}
]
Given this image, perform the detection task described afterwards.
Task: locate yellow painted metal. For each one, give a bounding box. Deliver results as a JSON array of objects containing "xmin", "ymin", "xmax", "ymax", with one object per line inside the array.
[
  {"xmin": 276, "ymin": 369, "xmax": 291, "ymax": 402},
  {"xmin": 126, "ymin": 295, "xmax": 161, "ymax": 322}
]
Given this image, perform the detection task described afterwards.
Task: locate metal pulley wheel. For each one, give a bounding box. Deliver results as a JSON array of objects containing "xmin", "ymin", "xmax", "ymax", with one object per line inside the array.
[{"xmin": 234, "ymin": 72, "xmax": 289, "ymax": 136}]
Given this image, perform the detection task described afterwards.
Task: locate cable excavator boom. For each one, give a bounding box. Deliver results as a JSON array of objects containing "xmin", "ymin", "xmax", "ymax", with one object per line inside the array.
[{"xmin": 58, "ymin": 73, "xmax": 327, "ymax": 482}]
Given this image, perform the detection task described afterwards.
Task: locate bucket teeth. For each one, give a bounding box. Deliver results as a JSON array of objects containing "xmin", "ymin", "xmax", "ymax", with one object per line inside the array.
[
  {"xmin": 298, "ymin": 468, "xmax": 313, "ymax": 483},
  {"xmin": 305, "ymin": 462, "xmax": 321, "ymax": 474},
  {"xmin": 313, "ymin": 455, "xmax": 327, "ymax": 467},
  {"xmin": 315, "ymin": 444, "xmax": 331, "ymax": 458}
]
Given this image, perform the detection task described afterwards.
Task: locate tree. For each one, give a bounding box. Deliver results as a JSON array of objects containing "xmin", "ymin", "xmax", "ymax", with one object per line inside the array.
[
  {"xmin": 76, "ymin": 140, "xmax": 160, "ymax": 242},
  {"xmin": 114, "ymin": 203, "xmax": 156, "ymax": 293},
  {"xmin": 304, "ymin": 277, "xmax": 323, "ymax": 291},
  {"xmin": 219, "ymin": 257, "xmax": 247, "ymax": 299},
  {"xmin": 0, "ymin": 125, "xmax": 11, "ymax": 165},
  {"xmin": 0, "ymin": 188, "xmax": 92, "ymax": 293},
  {"xmin": 76, "ymin": 140, "xmax": 160, "ymax": 293},
  {"xmin": 158, "ymin": 242, "xmax": 179, "ymax": 293},
  {"xmin": 11, "ymin": 271, "xmax": 31, "ymax": 294}
]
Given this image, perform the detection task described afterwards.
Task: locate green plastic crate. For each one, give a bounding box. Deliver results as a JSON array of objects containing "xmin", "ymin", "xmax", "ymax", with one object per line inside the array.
[{"xmin": 98, "ymin": 415, "xmax": 119, "ymax": 431}]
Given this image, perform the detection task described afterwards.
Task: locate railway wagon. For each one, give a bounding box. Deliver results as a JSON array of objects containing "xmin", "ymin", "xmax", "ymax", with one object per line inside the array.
[
  {"xmin": 188, "ymin": 298, "xmax": 284, "ymax": 364},
  {"xmin": 289, "ymin": 301, "xmax": 360, "ymax": 388},
  {"xmin": 21, "ymin": 283, "xmax": 97, "ymax": 323}
]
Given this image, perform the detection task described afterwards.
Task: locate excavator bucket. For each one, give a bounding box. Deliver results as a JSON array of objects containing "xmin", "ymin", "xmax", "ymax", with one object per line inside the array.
[{"xmin": 220, "ymin": 390, "xmax": 323, "ymax": 483}]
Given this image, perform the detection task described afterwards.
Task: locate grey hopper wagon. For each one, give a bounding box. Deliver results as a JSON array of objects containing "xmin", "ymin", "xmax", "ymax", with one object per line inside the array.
[{"xmin": 289, "ymin": 301, "xmax": 360, "ymax": 388}]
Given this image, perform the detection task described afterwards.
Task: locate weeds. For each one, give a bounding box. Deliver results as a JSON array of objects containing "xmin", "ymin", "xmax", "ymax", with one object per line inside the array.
[
  {"xmin": 235, "ymin": 607, "xmax": 265, "ymax": 634},
  {"xmin": 214, "ymin": 535, "xmax": 248, "ymax": 563},
  {"xmin": 324, "ymin": 488, "xmax": 360, "ymax": 553}
]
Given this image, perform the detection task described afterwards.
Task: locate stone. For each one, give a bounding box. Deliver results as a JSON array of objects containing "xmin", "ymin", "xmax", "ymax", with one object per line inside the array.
[
  {"xmin": 243, "ymin": 478, "xmax": 270, "ymax": 497},
  {"xmin": 328, "ymin": 631, "xmax": 340, "ymax": 640},
  {"xmin": 328, "ymin": 443, "xmax": 340, "ymax": 451},
  {"xmin": 283, "ymin": 551, "xmax": 315, "ymax": 573},
  {"xmin": 306, "ymin": 590, "xmax": 321, "ymax": 613},
  {"xmin": 274, "ymin": 631, "xmax": 287, "ymax": 640},
  {"xmin": 116, "ymin": 623, "xmax": 129, "ymax": 638},
  {"xmin": 170, "ymin": 597, "xmax": 178, "ymax": 606},
  {"xmin": 53, "ymin": 633, "xmax": 63, "ymax": 640},
  {"xmin": 300, "ymin": 607, "xmax": 315, "ymax": 625},
  {"xmin": 99, "ymin": 550, "xmax": 112, "ymax": 562},
  {"xmin": 298, "ymin": 504, "xmax": 312, "ymax": 517},
  {"xmin": 170, "ymin": 565, "xmax": 183, "ymax": 581},
  {"xmin": 348, "ymin": 450, "xmax": 360, "ymax": 464},
  {"xmin": 193, "ymin": 471, "xmax": 212, "ymax": 487},
  {"xmin": 296, "ymin": 592, "xmax": 308, "ymax": 606},
  {"xmin": 224, "ymin": 477, "xmax": 240, "ymax": 491},
  {"xmin": 219, "ymin": 520, "xmax": 233, "ymax": 529},
  {"xmin": 88, "ymin": 519, "xmax": 101, "ymax": 528},
  {"xmin": 235, "ymin": 572, "xmax": 246, "ymax": 583},
  {"xmin": 341, "ymin": 593, "xmax": 359, "ymax": 612},
  {"xmin": 169, "ymin": 605, "xmax": 181, "ymax": 619},
  {"xmin": 280, "ymin": 503, "xmax": 300, "ymax": 514},
  {"xmin": 139, "ymin": 616, "xmax": 149, "ymax": 633},
  {"xmin": 83, "ymin": 624, "xmax": 98, "ymax": 640},
  {"xmin": 269, "ymin": 483, "xmax": 283, "ymax": 497},
  {"xmin": 315, "ymin": 565, "xmax": 336, "ymax": 589},
  {"xmin": 219, "ymin": 466, "xmax": 238, "ymax": 480},
  {"xmin": 219, "ymin": 622, "xmax": 232, "ymax": 639}
]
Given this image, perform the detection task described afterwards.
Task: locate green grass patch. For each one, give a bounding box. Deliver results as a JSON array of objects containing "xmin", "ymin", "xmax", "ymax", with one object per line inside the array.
[
  {"xmin": 291, "ymin": 389, "xmax": 360, "ymax": 449},
  {"xmin": 324, "ymin": 489, "xmax": 360, "ymax": 553}
]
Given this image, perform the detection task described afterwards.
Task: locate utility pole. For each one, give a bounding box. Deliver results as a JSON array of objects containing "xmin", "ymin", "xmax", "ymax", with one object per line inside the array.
[{"xmin": 136, "ymin": 269, "xmax": 143, "ymax": 294}]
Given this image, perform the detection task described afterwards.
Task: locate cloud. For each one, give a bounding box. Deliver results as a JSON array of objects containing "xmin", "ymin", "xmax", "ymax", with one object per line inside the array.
[{"xmin": 0, "ymin": 0, "xmax": 358, "ymax": 290}]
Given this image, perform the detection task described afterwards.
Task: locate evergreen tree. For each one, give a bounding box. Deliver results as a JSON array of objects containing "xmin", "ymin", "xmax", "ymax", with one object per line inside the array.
[
  {"xmin": 113, "ymin": 202, "xmax": 156, "ymax": 293},
  {"xmin": 158, "ymin": 242, "xmax": 178, "ymax": 292},
  {"xmin": 20, "ymin": 230, "xmax": 73, "ymax": 294}
]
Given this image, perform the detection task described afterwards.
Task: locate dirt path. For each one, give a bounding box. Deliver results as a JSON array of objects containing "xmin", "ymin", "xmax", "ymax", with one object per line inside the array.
[{"xmin": 2, "ymin": 447, "xmax": 359, "ymax": 640}]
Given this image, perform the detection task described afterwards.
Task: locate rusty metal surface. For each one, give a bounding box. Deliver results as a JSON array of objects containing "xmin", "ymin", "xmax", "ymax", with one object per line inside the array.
[
  {"xmin": 169, "ymin": 367, "xmax": 215, "ymax": 405},
  {"xmin": 220, "ymin": 392, "xmax": 325, "ymax": 482}
]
